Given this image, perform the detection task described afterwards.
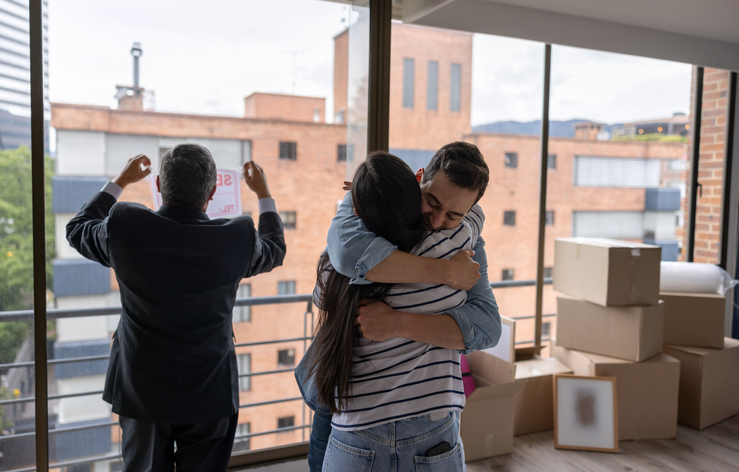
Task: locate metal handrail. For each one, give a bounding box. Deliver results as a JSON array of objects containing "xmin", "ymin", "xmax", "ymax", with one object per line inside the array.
[{"xmin": 0, "ymin": 280, "xmax": 556, "ymax": 469}]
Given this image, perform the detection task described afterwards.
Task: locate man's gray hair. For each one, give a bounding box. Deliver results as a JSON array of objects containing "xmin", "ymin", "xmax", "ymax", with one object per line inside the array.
[{"xmin": 159, "ymin": 144, "xmax": 217, "ymax": 210}]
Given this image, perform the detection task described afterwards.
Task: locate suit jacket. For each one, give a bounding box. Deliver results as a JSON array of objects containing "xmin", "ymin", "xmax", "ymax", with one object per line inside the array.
[{"xmin": 66, "ymin": 191, "xmax": 286, "ymax": 424}]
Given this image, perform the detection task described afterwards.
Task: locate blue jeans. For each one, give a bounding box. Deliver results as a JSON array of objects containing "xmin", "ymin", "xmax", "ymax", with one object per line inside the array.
[
  {"xmin": 322, "ymin": 410, "xmax": 465, "ymax": 472},
  {"xmin": 309, "ymin": 409, "xmax": 333, "ymax": 472}
]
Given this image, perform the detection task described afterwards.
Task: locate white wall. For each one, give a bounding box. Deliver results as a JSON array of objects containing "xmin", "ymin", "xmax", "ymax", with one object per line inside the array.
[
  {"xmin": 105, "ymin": 134, "xmax": 160, "ymax": 175},
  {"xmin": 56, "ymin": 130, "xmax": 106, "ymax": 175},
  {"xmin": 57, "ymin": 375, "xmax": 110, "ymax": 424},
  {"xmin": 55, "ymin": 213, "xmax": 83, "ymax": 260}
]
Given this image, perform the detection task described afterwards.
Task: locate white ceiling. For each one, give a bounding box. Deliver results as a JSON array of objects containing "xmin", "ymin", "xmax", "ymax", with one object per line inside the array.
[
  {"xmin": 483, "ymin": 0, "xmax": 739, "ymax": 44},
  {"xmin": 400, "ymin": 0, "xmax": 739, "ymax": 70}
]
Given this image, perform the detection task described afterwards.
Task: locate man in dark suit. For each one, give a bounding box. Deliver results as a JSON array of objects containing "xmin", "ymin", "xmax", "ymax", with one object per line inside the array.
[{"xmin": 67, "ymin": 144, "xmax": 286, "ymax": 472}]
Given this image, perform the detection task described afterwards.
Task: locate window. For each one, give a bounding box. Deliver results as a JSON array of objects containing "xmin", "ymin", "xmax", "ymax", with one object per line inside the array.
[
  {"xmin": 158, "ymin": 147, "xmax": 171, "ymax": 159},
  {"xmin": 450, "ymin": 63, "xmax": 461, "ymax": 112},
  {"xmin": 277, "ymin": 280, "xmax": 296, "ymax": 295},
  {"xmin": 547, "ymin": 154, "xmax": 557, "ymax": 169},
  {"xmin": 505, "ymin": 152, "xmax": 518, "ymax": 168},
  {"xmin": 279, "ymin": 141, "xmax": 297, "ymax": 160},
  {"xmin": 233, "ymin": 423, "xmax": 251, "ymax": 453},
  {"xmin": 427, "ymin": 61, "xmax": 438, "ymax": 110},
  {"xmin": 278, "ymin": 348, "xmax": 296, "ymax": 367},
  {"xmin": 233, "ymin": 283, "xmax": 251, "ymax": 323},
  {"xmin": 242, "ymin": 140, "xmax": 252, "ymax": 164},
  {"xmin": 403, "ymin": 58, "xmax": 415, "ymax": 108},
  {"xmin": 237, "ymin": 353, "xmax": 251, "ymax": 391},
  {"xmin": 279, "ymin": 211, "xmax": 296, "ymax": 230},
  {"xmin": 337, "ymin": 144, "xmax": 353, "ymax": 162},
  {"xmin": 502, "ymin": 269, "xmax": 515, "ymax": 281},
  {"xmin": 503, "ymin": 211, "xmax": 516, "ymax": 226},
  {"xmin": 545, "ymin": 211, "xmax": 555, "ymax": 226},
  {"xmin": 574, "ymin": 156, "xmax": 661, "ymax": 187},
  {"xmin": 543, "ymin": 267, "xmax": 553, "ymax": 279},
  {"xmin": 542, "ymin": 322, "xmax": 551, "ymax": 338},
  {"xmin": 277, "ymin": 416, "xmax": 295, "ymax": 430}
]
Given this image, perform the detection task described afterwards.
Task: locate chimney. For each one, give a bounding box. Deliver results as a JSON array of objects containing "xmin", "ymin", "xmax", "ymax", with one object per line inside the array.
[
  {"xmin": 115, "ymin": 42, "xmax": 145, "ymax": 111},
  {"xmin": 574, "ymin": 122, "xmax": 603, "ymax": 140}
]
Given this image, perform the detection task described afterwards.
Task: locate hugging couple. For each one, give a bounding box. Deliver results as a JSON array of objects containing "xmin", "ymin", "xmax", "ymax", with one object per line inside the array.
[{"xmin": 297, "ymin": 141, "xmax": 502, "ymax": 471}]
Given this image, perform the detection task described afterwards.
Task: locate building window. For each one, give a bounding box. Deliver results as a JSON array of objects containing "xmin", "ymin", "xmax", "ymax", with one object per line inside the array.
[
  {"xmin": 279, "ymin": 141, "xmax": 297, "ymax": 160},
  {"xmin": 337, "ymin": 144, "xmax": 353, "ymax": 162},
  {"xmin": 313, "ymin": 108, "xmax": 321, "ymax": 123},
  {"xmin": 574, "ymin": 156, "xmax": 660, "ymax": 188},
  {"xmin": 278, "ymin": 280, "xmax": 296, "ymax": 295},
  {"xmin": 502, "ymin": 269, "xmax": 515, "ymax": 281},
  {"xmin": 237, "ymin": 353, "xmax": 251, "ymax": 391},
  {"xmin": 403, "ymin": 58, "xmax": 415, "ymax": 108},
  {"xmin": 278, "ymin": 348, "xmax": 296, "ymax": 367},
  {"xmin": 427, "ymin": 61, "xmax": 438, "ymax": 111},
  {"xmin": 545, "ymin": 211, "xmax": 555, "ymax": 226},
  {"xmin": 542, "ymin": 322, "xmax": 551, "ymax": 338},
  {"xmin": 233, "ymin": 423, "xmax": 251, "ymax": 453},
  {"xmin": 233, "ymin": 283, "xmax": 251, "ymax": 323},
  {"xmin": 277, "ymin": 416, "xmax": 295, "ymax": 430},
  {"xmin": 280, "ymin": 211, "xmax": 296, "ymax": 230},
  {"xmin": 450, "ymin": 63, "xmax": 461, "ymax": 112},
  {"xmin": 505, "ymin": 152, "xmax": 518, "ymax": 168},
  {"xmin": 543, "ymin": 267, "xmax": 553, "ymax": 279},
  {"xmin": 547, "ymin": 154, "xmax": 557, "ymax": 169},
  {"xmin": 242, "ymin": 140, "xmax": 252, "ymax": 164},
  {"xmin": 503, "ymin": 211, "xmax": 516, "ymax": 226}
]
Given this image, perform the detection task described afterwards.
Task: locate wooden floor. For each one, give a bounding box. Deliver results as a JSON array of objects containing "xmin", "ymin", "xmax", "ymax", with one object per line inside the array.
[{"xmin": 467, "ymin": 415, "xmax": 739, "ymax": 472}]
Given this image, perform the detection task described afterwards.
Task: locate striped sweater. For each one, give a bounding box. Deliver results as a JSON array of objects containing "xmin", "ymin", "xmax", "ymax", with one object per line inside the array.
[{"xmin": 322, "ymin": 205, "xmax": 484, "ymax": 431}]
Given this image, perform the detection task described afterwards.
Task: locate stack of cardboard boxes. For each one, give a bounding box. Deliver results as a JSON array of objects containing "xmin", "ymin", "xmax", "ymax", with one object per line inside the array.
[
  {"xmin": 660, "ymin": 290, "xmax": 739, "ymax": 430},
  {"xmin": 551, "ymin": 238, "xmax": 681, "ymax": 440}
]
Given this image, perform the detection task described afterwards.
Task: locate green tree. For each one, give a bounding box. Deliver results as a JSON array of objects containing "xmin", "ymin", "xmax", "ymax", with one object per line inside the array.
[{"xmin": 0, "ymin": 146, "xmax": 54, "ymax": 365}]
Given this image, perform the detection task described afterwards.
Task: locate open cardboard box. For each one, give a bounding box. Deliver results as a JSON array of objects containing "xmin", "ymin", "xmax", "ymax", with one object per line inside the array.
[
  {"xmin": 660, "ymin": 291, "xmax": 725, "ymax": 348},
  {"xmin": 556, "ymin": 295, "xmax": 664, "ymax": 362},
  {"xmin": 553, "ymin": 238, "xmax": 661, "ymax": 307},
  {"xmin": 663, "ymin": 338, "xmax": 739, "ymax": 430},
  {"xmin": 513, "ymin": 355, "xmax": 572, "ymax": 436},
  {"xmin": 461, "ymin": 350, "xmax": 524, "ymax": 460},
  {"xmin": 552, "ymin": 344, "xmax": 680, "ymax": 440}
]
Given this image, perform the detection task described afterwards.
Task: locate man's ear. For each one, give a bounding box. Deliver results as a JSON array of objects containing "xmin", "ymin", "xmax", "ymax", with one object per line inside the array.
[
  {"xmin": 415, "ymin": 168, "xmax": 424, "ymax": 183},
  {"xmin": 209, "ymin": 185, "xmax": 217, "ymax": 201},
  {"xmin": 155, "ymin": 175, "xmax": 161, "ymax": 193}
]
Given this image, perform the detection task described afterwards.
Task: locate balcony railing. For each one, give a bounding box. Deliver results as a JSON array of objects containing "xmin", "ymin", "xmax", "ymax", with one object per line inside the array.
[{"xmin": 0, "ymin": 278, "xmax": 553, "ymax": 471}]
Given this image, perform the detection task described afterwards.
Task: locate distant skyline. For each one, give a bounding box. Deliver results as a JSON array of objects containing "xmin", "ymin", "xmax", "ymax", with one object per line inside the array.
[{"xmin": 48, "ymin": 0, "xmax": 693, "ymax": 128}]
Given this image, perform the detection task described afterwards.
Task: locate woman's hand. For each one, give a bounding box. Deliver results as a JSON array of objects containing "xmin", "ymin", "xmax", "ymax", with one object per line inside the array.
[{"xmin": 356, "ymin": 300, "xmax": 398, "ymax": 342}]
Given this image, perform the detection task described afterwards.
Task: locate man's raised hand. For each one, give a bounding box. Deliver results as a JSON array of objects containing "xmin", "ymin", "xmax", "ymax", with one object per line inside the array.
[
  {"xmin": 113, "ymin": 154, "xmax": 152, "ymax": 189},
  {"xmin": 243, "ymin": 161, "xmax": 271, "ymax": 199},
  {"xmin": 446, "ymin": 250, "xmax": 480, "ymax": 290}
]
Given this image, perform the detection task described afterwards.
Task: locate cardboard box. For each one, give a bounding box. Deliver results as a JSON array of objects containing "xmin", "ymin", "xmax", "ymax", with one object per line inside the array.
[
  {"xmin": 461, "ymin": 350, "xmax": 524, "ymax": 460},
  {"xmin": 553, "ymin": 238, "xmax": 661, "ymax": 306},
  {"xmin": 556, "ymin": 295, "xmax": 664, "ymax": 362},
  {"xmin": 663, "ymin": 338, "xmax": 739, "ymax": 430},
  {"xmin": 660, "ymin": 291, "xmax": 725, "ymax": 348},
  {"xmin": 513, "ymin": 356, "xmax": 572, "ymax": 436},
  {"xmin": 552, "ymin": 345, "xmax": 680, "ymax": 440}
]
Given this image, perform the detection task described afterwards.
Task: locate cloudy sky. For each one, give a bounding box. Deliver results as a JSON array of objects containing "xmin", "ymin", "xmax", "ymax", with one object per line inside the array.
[{"xmin": 48, "ymin": 0, "xmax": 693, "ymax": 127}]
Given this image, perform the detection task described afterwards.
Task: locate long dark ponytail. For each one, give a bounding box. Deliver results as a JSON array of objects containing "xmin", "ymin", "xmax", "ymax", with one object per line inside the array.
[{"xmin": 308, "ymin": 151, "xmax": 424, "ymax": 414}]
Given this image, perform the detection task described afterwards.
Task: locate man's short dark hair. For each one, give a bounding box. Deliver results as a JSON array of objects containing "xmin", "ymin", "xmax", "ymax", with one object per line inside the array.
[
  {"xmin": 422, "ymin": 141, "xmax": 490, "ymax": 202},
  {"xmin": 159, "ymin": 144, "xmax": 217, "ymax": 210}
]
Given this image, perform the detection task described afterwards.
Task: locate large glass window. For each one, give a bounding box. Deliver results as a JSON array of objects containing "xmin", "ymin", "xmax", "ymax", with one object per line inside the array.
[
  {"xmin": 544, "ymin": 45, "xmax": 693, "ymax": 348},
  {"xmin": 45, "ymin": 0, "xmax": 364, "ymax": 465},
  {"xmin": 389, "ymin": 25, "xmax": 544, "ymax": 348}
]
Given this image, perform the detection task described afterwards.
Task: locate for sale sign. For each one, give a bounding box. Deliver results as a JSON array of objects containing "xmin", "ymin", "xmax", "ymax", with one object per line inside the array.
[{"xmin": 149, "ymin": 169, "xmax": 243, "ymax": 218}]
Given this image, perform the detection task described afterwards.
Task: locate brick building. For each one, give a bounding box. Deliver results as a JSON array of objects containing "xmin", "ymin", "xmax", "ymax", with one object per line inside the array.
[{"xmin": 48, "ymin": 22, "xmax": 689, "ymax": 463}]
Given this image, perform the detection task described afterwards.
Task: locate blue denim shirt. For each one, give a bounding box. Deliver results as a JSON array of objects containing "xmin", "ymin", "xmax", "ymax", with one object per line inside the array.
[{"xmin": 295, "ymin": 193, "xmax": 502, "ymax": 412}]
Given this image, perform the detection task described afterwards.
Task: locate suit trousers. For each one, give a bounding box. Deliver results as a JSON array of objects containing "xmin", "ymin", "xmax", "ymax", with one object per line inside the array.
[{"xmin": 119, "ymin": 412, "xmax": 239, "ymax": 472}]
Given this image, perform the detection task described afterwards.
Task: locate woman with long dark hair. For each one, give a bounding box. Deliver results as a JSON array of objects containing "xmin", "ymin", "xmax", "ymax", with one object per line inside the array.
[{"xmin": 300, "ymin": 151, "xmax": 484, "ymax": 471}]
